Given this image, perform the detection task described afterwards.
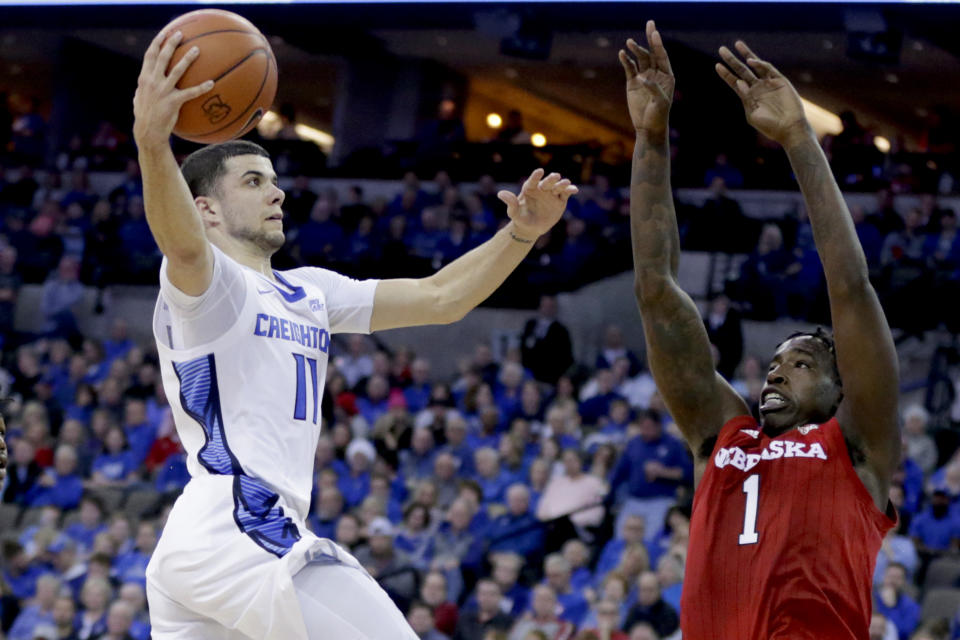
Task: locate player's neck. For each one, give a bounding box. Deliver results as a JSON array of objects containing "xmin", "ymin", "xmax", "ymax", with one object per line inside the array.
[{"xmin": 213, "ymin": 236, "xmax": 275, "ymax": 281}]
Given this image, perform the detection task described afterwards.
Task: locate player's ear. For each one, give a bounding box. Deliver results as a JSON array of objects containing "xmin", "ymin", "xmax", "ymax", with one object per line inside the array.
[{"xmin": 194, "ymin": 196, "xmax": 219, "ymax": 226}]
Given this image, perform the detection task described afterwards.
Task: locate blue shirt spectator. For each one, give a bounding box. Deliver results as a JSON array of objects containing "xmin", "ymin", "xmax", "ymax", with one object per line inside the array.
[
  {"xmin": 486, "ymin": 485, "xmax": 543, "ymax": 558},
  {"xmin": 873, "ymin": 564, "xmax": 920, "ymax": 640},
  {"xmin": 909, "ymin": 490, "xmax": 960, "ymax": 553},
  {"xmin": 26, "ymin": 446, "xmax": 84, "ymax": 511}
]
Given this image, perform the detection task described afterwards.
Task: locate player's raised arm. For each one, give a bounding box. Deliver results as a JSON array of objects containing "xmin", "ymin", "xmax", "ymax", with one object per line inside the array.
[
  {"xmin": 716, "ymin": 42, "xmax": 900, "ymax": 487},
  {"xmin": 133, "ymin": 28, "xmax": 216, "ymax": 296},
  {"xmin": 625, "ymin": 21, "xmax": 748, "ymax": 463},
  {"xmin": 369, "ymin": 168, "xmax": 577, "ymax": 331}
]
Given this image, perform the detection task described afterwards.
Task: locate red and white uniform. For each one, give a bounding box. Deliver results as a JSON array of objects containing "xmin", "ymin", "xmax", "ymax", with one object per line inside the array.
[{"xmin": 681, "ymin": 415, "xmax": 896, "ymax": 640}]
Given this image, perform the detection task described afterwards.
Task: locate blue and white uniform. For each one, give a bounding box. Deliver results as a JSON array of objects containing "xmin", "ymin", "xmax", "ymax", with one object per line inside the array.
[{"xmin": 146, "ymin": 245, "xmax": 414, "ymax": 639}]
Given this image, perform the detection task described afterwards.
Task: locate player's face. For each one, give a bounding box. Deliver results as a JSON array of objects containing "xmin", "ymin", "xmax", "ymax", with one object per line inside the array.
[
  {"xmin": 760, "ymin": 336, "xmax": 841, "ymax": 434},
  {"xmin": 214, "ymin": 155, "xmax": 286, "ymax": 254}
]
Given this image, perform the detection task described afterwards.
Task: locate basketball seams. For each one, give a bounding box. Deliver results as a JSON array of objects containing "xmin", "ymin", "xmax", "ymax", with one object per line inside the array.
[
  {"xmin": 183, "ymin": 51, "xmax": 274, "ymax": 143},
  {"xmin": 178, "ymin": 29, "xmax": 269, "ymax": 49}
]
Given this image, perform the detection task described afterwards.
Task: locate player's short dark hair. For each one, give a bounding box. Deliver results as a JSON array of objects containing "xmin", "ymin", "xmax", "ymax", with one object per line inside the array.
[
  {"xmin": 778, "ymin": 327, "xmax": 842, "ymax": 385},
  {"xmin": 180, "ymin": 140, "xmax": 270, "ymax": 198}
]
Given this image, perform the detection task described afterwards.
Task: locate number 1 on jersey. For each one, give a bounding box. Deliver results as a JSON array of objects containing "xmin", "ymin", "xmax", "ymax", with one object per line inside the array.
[
  {"xmin": 293, "ymin": 354, "xmax": 319, "ymax": 424},
  {"xmin": 739, "ymin": 474, "xmax": 760, "ymax": 545}
]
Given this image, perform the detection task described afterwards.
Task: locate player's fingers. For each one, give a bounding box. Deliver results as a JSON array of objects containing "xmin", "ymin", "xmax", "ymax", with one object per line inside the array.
[
  {"xmin": 647, "ymin": 21, "xmax": 673, "ymax": 75},
  {"xmin": 735, "ymin": 40, "xmax": 762, "ymax": 63},
  {"xmin": 175, "ymin": 79, "xmax": 215, "ymax": 104},
  {"xmin": 715, "ymin": 63, "xmax": 749, "ymax": 101},
  {"xmin": 563, "ymin": 184, "xmax": 579, "ymax": 196},
  {"xmin": 143, "ymin": 27, "xmax": 175, "ymax": 72},
  {"xmin": 619, "ymin": 50, "xmax": 639, "ymax": 80},
  {"xmin": 155, "ymin": 30, "xmax": 184, "ymax": 79},
  {"xmin": 521, "ymin": 168, "xmax": 545, "ymax": 194},
  {"xmin": 538, "ymin": 172, "xmax": 562, "ymax": 190},
  {"xmin": 746, "ymin": 57, "xmax": 781, "ymax": 79},
  {"xmin": 164, "ymin": 46, "xmax": 200, "ymax": 89},
  {"xmin": 625, "ymin": 39, "xmax": 652, "ymax": 72},
  {"xmin": 497, "ymin": 190, "xmax": 520, "ymax": 210},
  {"xmin": 552, "ymin": 178, "xmax": 573, "ymax": 192},
  {"xmin": 718, "ymin": 45, "xmax": 757, "ymax": 84}
]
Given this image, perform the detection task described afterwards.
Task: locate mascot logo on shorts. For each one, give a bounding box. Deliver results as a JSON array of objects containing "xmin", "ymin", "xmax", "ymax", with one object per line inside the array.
[{"xmin": 202, "ymin": 95, "xmax": 232, "ymax": 124}]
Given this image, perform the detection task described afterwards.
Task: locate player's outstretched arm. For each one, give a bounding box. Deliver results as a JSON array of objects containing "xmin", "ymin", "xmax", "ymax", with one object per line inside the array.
[
  {"xmin": 369, "ymin": 168, "xmax": 577, "ymax": 331},
  {"xmin": 133, "ymin": 28, "xmax": 216, "ymax": 296},
  {"xmin": 717, "ymin": 42, "xmax": 900, "ymax": 487},
  {"xmin": 625, "ymin": 22, "xmax": 748, "ymax": 461}
]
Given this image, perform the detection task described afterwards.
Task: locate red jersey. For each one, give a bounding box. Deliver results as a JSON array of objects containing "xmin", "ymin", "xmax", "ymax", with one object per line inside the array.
[{"xmin": 681, "ymin": 415, "xmax": 896, "ymax": 639}]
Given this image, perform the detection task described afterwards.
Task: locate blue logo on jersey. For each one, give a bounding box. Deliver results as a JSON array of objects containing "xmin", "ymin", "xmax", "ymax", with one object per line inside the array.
[
  {"xmin": 309, "ymin": 299, "xmax": 323, "ymax": 312},
  {"xmin": 253, "ymin": 313, "xmax": 329, "ymax": 353}
]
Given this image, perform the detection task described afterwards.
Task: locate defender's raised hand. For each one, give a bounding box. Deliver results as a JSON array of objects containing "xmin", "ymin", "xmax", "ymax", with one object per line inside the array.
[
  {"xmin": 716, "ymin": 41, "xmax": 809, "ymax": 147},
  {"xmin": 499, "ymin": 168, "xmax": 579, "ymax": 240},
  {"xmin": 619, "ymin": 20, "xmax": 675, "ymax": 137},
  {"xmin": 133, "ymin": 28, "xmax": 215, "ymax": 148}
]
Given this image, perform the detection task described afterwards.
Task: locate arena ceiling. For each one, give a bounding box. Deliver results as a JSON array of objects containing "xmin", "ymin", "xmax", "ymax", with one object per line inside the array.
[{"xmin": 2, "ymin": 2, "xmax": 960, "ymax": 147}]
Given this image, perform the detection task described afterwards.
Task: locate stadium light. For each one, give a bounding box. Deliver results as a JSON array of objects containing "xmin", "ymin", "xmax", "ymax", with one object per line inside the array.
[
  {"xmin": 531, "ymin": 133, "xmax": 547, "ymax": 147},
  {"xmin": 486, "ymin": 113, "xmax": 503, "ymax": 128}
]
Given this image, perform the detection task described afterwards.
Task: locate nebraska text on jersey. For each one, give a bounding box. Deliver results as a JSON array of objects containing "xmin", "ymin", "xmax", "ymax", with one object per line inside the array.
[{"xmin": 714, "ymin": 440, "xmax": 828, "ymax": 471}]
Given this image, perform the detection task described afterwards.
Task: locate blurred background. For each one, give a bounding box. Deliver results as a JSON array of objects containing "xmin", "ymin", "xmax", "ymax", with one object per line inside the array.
[{"xmin": 2, "ymin": 2, "xmax": 960, "ymax": 640}]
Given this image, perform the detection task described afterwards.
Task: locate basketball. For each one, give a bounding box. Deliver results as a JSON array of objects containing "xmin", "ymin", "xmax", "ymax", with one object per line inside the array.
[{"xmin": 161, "ymin": 9, "xmax": 277, "ymax": 144}]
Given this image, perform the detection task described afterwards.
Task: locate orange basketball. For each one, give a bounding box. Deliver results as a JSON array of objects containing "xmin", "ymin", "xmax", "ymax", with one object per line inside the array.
[{"xmin": 162, "ymin": 9, "xmax": 278, "ymax": 144}]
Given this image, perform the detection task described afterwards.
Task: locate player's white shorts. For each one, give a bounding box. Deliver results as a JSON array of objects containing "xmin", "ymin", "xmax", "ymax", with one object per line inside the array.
[{"xmin": 146, "ymin": 474, "xmax": 416, "ymax": 640}]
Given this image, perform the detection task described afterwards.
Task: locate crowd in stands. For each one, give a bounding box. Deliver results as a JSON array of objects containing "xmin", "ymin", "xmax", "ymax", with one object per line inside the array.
[
  {"xmin": 1, "ymin": 287, "xmax": 960, "ymax": 640},
  {"xmin": 2, "ymin": 92, "xmax": 960, "ymax": 640}
]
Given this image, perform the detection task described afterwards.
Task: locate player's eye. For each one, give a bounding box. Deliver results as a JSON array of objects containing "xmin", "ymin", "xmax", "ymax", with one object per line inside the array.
[
  {"xmin": 248, "ymin": 177, "xmax": 259, "ymax": 186},
  {"xmin": 796, "ymin": 361, "xmax": 810, "ymax": 368}
]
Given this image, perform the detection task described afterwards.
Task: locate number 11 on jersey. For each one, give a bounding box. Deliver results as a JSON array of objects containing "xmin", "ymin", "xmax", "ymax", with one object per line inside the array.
[
  {"xmin": 292, "ymin": 354, "xmax": 320, "ymax": 424},
  {"xmin": 739, "ymin": 474, "xmax": 760, "ymax": 545}
]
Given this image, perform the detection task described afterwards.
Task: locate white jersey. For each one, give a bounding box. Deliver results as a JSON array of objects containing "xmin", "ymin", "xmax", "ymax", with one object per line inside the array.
[{"xmin": 152, "ymin": 243, "xmax": 377, "ymax": 543}]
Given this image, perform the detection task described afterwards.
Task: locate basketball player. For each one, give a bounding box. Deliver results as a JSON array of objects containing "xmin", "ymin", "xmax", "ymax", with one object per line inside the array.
[
  {"xmin": 133, "ymin": 28, "xmax": 577, "ymax": 640},
  {"xmin": 621, "ymin": 22, "xmax": 898, "ymax": 638}
]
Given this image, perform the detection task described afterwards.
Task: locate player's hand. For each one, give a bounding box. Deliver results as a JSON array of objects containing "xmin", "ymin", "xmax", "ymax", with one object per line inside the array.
[
  {"xmin": 715, "ymin": 41, "xmax": 811, "ymax": 148},
  {"xmin": 133, "ymin": 28, "xmax": 215, "ymax": 149},
  {"xmin": 619, "ymin": 20, "xmax": 675, "ymax": 138},
  {"xmin": 499, "ymin": 168, "xmax": 578, "ymax": 241}
]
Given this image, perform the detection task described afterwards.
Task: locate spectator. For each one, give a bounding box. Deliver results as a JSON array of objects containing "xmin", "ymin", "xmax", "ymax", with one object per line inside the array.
[
  {"xmin": 354, "ymin": 517, "xmax": 417, "ymax": 609},
  {"xmin": 0, "ymin": 244, "xmax": 21, "ymax": 345},
  {"xmin": 474, "ymin": 448, "xmax": 510, "ymax": 506},
  {"xmin": 408, "ymin": 600, "xmax": 450, "ymax": 640},
  {"xmin": 869, "ymin": 612, "xmax": 899, "ymax": 640},
  {"xmin": 873, "ymin": 563, "xmax": 919, "ymax": 640},
  {"xmin": 395, "ymin": 503, "xmax": 436, "ymax": 571},
  {"xmin": 850, "ymin": 204, "xmax": 884, "ymax": 273},
  {"xmin": 542, "ymin": 554, "xmax": 589, "ymax": 627},
  {"xmin": 420, "ymin": 571, "xmax": 459, "ymax": 637},
  {"xmin": 116, "ymin": 196, "xmax": 159, "ymax": 284},
  {"xmin": 579, "ymin": 370, "xmax": 627, "ymax": 427},
  {"xmin": 622, "ymin": 572, "xmax": 678, "ymax": 639},
  {"xmin": 120, "ymin": 398, "xmax": 155, "ymax": 469},
  {"xmin": 507, "ymin": 584, "xmax": 574, "ymax": 640},
  {"xmin": 26, "ymin": 445, "xmax": 83, "ymax": 510},
  {"xmin": 307, "ymin": 487, "xmax": 343, "ymax": 540},
  {"xmin": 3, "ymin": 438, "xmax": 41, "ymax": 504},
  {"xmin": 294, "ymin": 195, "xmax": 344, "ymax": 266},
  {"xmin": 89, "ymin": 427, "xmax": 137, "ymax": 488},
  {"xmin": 495, "ymin": 111, "xmax": 531, "ymax": 145},
  {"xmin": 339, "ymin": 438, "xmax": 374, "ymax": 508},
  {"xmin": 704, "ymin": 293, "xmax": 743, "ymax": 380},
  {"xmin": 520, "ymin": 295, "xmax": 574, "ymax": 385},
  {"xmin": 63, "ymin": 496, "xmax": 106, "ymax": 557},
  {"xmin": 902, "ymin": 405, "xmax": 937, "ymax": 474},
  {"xmin": 487, "ymin": 484, "xmax": 544, "ymax": 559},
  {"xmin": 595, "ymin": 325, "xmax": 642, "ymax": 378},
  {"xmin": 626, "ymin": 623, "xmax": 659, "ymax": 640},
  {"xmin": 50, "ymin": 594, "xmax": 78, "ymax": 640},
  {"xmin": 579, "ymin": 598, "xmax": 629, "ymax": 640},
  {"xmin": 536, "ymin": 449, "xmax": 606, "ymax": 532},
  {"xmin": 874, "ymin": 510, "xmax": 920, "ymax": 586},
  {"xmin": 76, "ymin": 577, "xmax": 110, "ymax": 640},
  {"xmin": 94, "ymin": 600, "xmax": 136, "ymax": 640},
  {"xmin": 909, "ymin": 489, "xmax": 959, "ymax": 580},
  {"xmin": 400, "ymin": 426, "xmax": 438, "ymax": 487},
  {"xmin": 112, "ymin": 522, "xmax": 156, "ymax": 587},
  {"xmin": 453, "ymin": 579, "xmax": 513, "ymax": 640},
  {"xmin": 608, "ymin": 411, "xmax": 691, "ymax": 541},
  {"xmin": 8, "ymin": 574, "xmax": 59, "ymax": 640},
  {"xmin": 40, "ymin": 256, "xmax": 84, "ymax": 340},
  {"xmin": 116, "ymin": 582, "xmax": 149, "ymax": 640},
  {"xmin": 703, "ymin": 153, "xmax": 744, "ymax": 189},
  {"xmin": 488, "ymin": 552, "xmax": 529, "ymax": 618},
  {"xmin": 432, "ymin": 498, "xmax": 484, "ymax": 601},
  {"xmin": 654, "ymin": 554, "xmax": 683, "ymax": 616}
]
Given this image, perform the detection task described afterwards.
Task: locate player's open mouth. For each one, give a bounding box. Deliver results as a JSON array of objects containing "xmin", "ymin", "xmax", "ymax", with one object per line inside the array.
[{"xmin": 760, "ymin": 390, "xmax": 789, "ymax": 412}]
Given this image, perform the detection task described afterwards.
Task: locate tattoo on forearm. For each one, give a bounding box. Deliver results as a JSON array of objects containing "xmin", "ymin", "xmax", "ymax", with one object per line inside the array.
[{"xmin": 630, "ymin": 132, "xmax": 680, "ymax": 279}]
